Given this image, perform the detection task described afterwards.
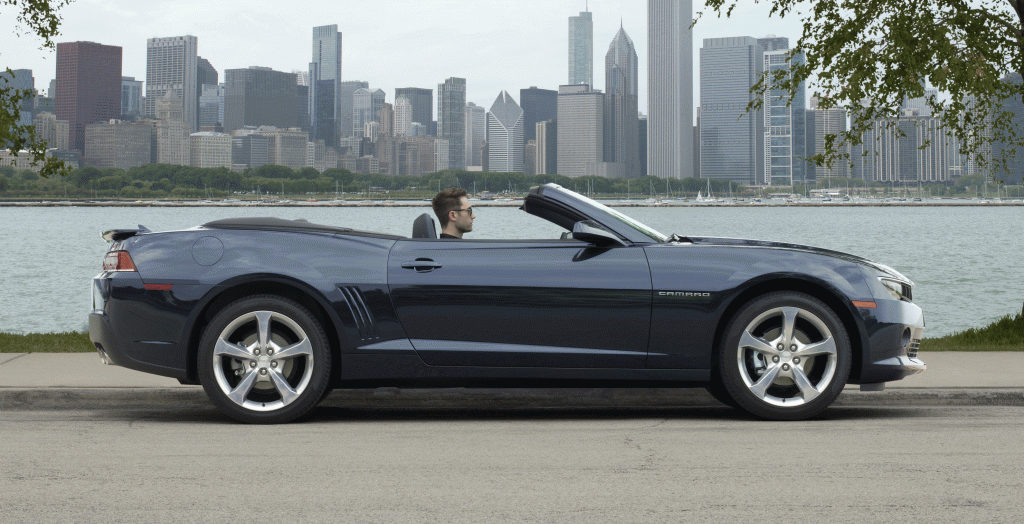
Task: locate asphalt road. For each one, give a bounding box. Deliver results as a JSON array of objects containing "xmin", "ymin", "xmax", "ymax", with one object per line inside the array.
[{"xmin": 1, "ymin": 404, "xmax": 1022, "ymax": 523}]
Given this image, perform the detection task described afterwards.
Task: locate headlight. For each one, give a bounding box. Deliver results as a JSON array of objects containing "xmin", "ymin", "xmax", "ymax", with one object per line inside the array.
[{"xmin": 879, "ymin": 277, "xmax": 912, "ymax": 302}]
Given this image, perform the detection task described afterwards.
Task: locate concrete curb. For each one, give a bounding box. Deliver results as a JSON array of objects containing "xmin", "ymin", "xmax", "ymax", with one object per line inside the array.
[{"xmin": 3, "ymin": 387, "xmax": 1023, "ymax": 412}]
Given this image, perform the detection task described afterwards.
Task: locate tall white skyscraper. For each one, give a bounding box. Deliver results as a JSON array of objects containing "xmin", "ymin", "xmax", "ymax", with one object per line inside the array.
[
  {"xmin": 310, "ymin": 25, "xmax": 342, "ymax": 146},
  {"xmin": 557, "ymin": 84, "xmax": 605, "ymax": 178},
  {"xmin": 395, "ymin": 95, "xmax": 412, "ymax": 136},
  {"xmin": 647, "ymin": 0, "xmax": 693, "ymax": 179},
  {"xmin": 146, "ymin": 35, "xmax": 198, "ymax": 132},
  {"xmin": 568, "ymin": 9, "xmax": 593, "ymax": 86},
  {"xmin": 487, "ymin": 91, "xmax": 524, "ymax": 173}
]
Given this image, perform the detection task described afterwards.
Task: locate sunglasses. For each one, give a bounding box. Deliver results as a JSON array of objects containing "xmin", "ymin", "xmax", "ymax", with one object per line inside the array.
[{"xmin": 454, "ymin": 207, "xmax": 474, "ymax": 214}]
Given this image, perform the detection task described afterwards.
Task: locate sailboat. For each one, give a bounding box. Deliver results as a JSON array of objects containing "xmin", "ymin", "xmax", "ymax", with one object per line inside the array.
[{"xmin": 618, "ymin": 179, "xmax": 634, "ymax": 204}]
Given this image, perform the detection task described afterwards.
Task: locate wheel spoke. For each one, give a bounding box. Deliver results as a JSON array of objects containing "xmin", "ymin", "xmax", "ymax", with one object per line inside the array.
[
  {"xmin": 255, "ymin": 311, "xmax": 273, "ymax": 351},
  {"xmin": 214, "ymin": 338, "xmax": 252, "ymax": 361},
  {"xmin": 748, "ymin": 364, "xmax": 782, "ymax": 399},
  {"xmin": 798, "ymin": 337, "xmax": 837, "ymax": 358},
  {"xmin": 791, "ymin": 365, "xmax": 821, "ymax": 402},
  {"xmin": 740, "ymin": 330, "xmax": 778, "ymax": 356},
  {"xmin": 274, "ymin": 338, "xmax": 313, "ymax": 360},
  {"xmin": 781, "ymin": 307, "xmax": 799, "ymax": 345},
  {"xmin": 268, "ymin": 368, "xmax": 300, "ymax": 405},
  {"xmin": 226, "ymin": 371, "xmax": 259, "ymax": 405}
]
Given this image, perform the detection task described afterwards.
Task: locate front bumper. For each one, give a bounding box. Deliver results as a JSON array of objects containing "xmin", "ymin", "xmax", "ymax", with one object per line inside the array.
[{"xmin": 855, "ymin": 297, "xmax": 927, "ymax": 385}]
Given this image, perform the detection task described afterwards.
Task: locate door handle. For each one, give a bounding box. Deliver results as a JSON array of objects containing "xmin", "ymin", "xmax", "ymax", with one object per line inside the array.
[{"xmin": 401, "ymin": 259, "xmax": 443, "ymax": 270}]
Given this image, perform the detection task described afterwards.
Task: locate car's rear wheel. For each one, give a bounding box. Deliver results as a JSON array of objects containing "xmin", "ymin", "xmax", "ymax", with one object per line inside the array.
[
  {"xmin": 718, "ymin": 292, "xmax": 851, "ymax": 420},
  {"xmin": 198, "ymin": 295, "xmax": 330, "ymax": 424}
]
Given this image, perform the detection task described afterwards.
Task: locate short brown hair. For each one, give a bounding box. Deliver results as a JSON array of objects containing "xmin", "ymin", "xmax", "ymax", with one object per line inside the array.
[{"xmin": 432, "ymin": 187, "xmax": 468, "ymax": 227}]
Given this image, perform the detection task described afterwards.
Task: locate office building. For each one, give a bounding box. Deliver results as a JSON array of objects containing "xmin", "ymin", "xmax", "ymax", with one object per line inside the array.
[
  {"xmin": 395, "ymin": 95, "xmax": 413, "ymax": 136},
  {"xmin": 438, "ymin": 77, "xmax": 466, "ymax": 170},
  {"xmin": 762, "ymin": 47, "xmax": 807, "ymax": 185},
  {"xmin": 231, "ymin": 133, "xmax": 269, "ymax": 169},
  {"xmin": 121, "ymin": 77, "xmax": 143, "ymax": 117},
  {"xmin": 255, "ymin": 126, "xmax": 309, "ymax": 170},
  {"xmin": 520, "ymin": 87, "xmax": 557, "ymax": 142},
  {"xmin": 699, "ymin": 36, "xmax": 763, "ymax": 184},
  {"xmin": 2, "ymin": 69, "xmax": 35, "ymax": 130},
  {"xmin": 156, "ymin": 91, "xmax": 189, "ymax": 165},
  {"xmin": 337, "ymin": 80, "xmax": 368, "ymax": 139},
  {"xmin": 189, "ymin": 131, "xmax": 232, "ymax": 168},
  {"xmin": 199, "ymin": 84, "xmax": 225, "ymax": 129},
  {"xmin": 309, "ymin": 25, "xmax": 343, "ymax": 146},
  {"xmin": 648, "ymin": 0, "xmax": 693, "ymax": 180},
  {"xmin": 604, "ymin": 27, "xmax": 640, "ymax": 178},
  {"xmin": 379, "ymin": 102, "xmax": 394, "ymax": 137},
  {"xmin": 55, "ymin": 41, "xmax": 122, "ymax": 152},
  {"xmin": 464, "ymin": 102, "xmax": 486, "ymax": 167},
  {"xmin": 223, "ymin": 67, "xmax": 298, "ymax": 133},
  {"xmin": 33, "ymin": 112, "xmax": 70, "ymax": 151},
  {"xmin": 487, "ymin": 91, "xmax": 524, "ymax": 173},
  {"xmin": 557, "ymin": 84, "xmax": 605, "ymax": 178},
  {"xmin": 352, "ymin": 88, "xmax": 385, "ymax": 138},
  {"xmin": 568, "ymin": 9, "xmax": 593, "ymax": 86},
  {"xmin": 197, "ymin": 57, "xmax": 217, "ymax": 87},
  {"xmin": 83, "ymin": 120, "xmax": 151, "ymax": 169},
  {"xmin": 808, "ymin": 97, "xmax": 848, "ymax": 179},
  {"xmin": 639, "ymin": 114, "xmax": 648, "ymax": 177},
  {"xmin": 145, "ymin": 35, "xmax": 198, "ymax": 131},
  {"xmin": 536, "ymin": 119, "xmax": 557, "ymax": 174},
  {"xmin": 295, "ymin": 84, "xmax": 310, "ymax": 132},
  {"xmin": 395, "ymin": 87, "xmax": 434, "ymax": 132}
]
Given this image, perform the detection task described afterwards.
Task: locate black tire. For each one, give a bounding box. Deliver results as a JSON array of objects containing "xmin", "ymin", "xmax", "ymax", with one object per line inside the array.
[
  {"xmin": 198, "ymin": 295, "xmax": 331, "ymax": 424},
  {"xmin": 717, "ymin": 292, "xmax": 851, "ymax": 420}
]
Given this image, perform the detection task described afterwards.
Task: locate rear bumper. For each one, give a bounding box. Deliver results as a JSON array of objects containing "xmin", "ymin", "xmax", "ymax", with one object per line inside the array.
[{"xmin": 89, "ymin": 311, "xmax": 188, "ymax": 381}]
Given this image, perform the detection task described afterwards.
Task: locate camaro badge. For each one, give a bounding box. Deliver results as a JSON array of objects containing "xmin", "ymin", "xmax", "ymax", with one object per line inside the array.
[{"xmin": 658, "ymin": 291, "xmax": 712, "ymax": 298}]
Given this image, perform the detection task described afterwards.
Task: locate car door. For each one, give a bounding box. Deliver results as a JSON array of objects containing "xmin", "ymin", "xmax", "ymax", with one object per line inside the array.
[{"xmin": 387, "ymin": 239, "xmax": 652, "ymax": 368}]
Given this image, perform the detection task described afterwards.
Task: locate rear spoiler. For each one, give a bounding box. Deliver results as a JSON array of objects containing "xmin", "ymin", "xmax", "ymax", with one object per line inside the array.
[{"xmin": 102, "ymin": 225, "xmax": 151, "ymax": 242}]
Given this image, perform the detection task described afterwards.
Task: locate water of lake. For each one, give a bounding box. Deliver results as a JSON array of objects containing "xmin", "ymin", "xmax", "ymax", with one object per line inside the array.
[{"xmin": 1, "ymin": 203, "xmax": 1020, "ymax": 337}]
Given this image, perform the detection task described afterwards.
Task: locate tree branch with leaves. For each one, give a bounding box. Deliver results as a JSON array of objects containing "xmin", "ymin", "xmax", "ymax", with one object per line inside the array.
[
  {"xmin": 1, "ymin": 0, "xmax": 73, "ymax": 178},
  {"xmin": 696, "ymin": 0, "xmax": 1024, "ymax": 176}
]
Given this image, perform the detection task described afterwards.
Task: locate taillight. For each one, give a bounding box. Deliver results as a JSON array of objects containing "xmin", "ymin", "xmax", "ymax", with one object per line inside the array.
[{"xmin": 103, "ymin": 251, "xmax": 137, "ymax": 272}]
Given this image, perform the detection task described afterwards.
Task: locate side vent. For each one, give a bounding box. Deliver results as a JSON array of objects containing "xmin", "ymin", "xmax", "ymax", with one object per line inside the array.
[{"xmin": 338, "ymin": 286, "xmax": 379, "ymax": 341}]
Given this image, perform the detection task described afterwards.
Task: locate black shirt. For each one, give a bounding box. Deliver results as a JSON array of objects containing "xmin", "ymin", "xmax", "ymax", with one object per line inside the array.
[{"xmin": 439, "ymin": 233, "xmax": 461, "ymax": 239}]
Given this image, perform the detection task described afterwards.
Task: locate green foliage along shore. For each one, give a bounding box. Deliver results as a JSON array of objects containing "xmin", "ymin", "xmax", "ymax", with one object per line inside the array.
[{"xmin": 2, "ymin": 315, "xmax": 1024, "ymax": 353}]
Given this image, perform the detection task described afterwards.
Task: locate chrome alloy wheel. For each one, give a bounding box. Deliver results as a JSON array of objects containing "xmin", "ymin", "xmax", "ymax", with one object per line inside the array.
[
  {"xmin": 735, "ymin": 306, "xmax": 838, "ymax": 407},
  {"xmin": 212, "ymin": 310, "xmax": 315, "ymax": 412}
]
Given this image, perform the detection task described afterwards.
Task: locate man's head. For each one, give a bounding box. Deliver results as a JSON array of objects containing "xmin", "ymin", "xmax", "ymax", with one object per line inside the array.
[{"xmin": 432, "ymin": 187, "xmax": 475, "ymax": 238}]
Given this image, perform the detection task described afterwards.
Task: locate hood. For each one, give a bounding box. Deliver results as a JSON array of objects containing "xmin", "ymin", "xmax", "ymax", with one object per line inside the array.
[{"xmin": 682, "ymin": 236, "xmax": 913, "ymax": 284}]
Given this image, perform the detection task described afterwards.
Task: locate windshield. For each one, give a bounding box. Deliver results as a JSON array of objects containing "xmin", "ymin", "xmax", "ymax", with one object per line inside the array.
[{"xmin": 568, "ymin": 190, "xmax": 669, "ymax": 243}]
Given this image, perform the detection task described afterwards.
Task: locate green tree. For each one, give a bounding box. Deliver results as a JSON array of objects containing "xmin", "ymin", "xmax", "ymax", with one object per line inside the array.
[
  {"xmin": 1, "ymin": 1, "xmax": 73, "ymax": 178},
  {"xmin": 698, "ymin": 0, "xmax": 1024, "ymax": 176}
]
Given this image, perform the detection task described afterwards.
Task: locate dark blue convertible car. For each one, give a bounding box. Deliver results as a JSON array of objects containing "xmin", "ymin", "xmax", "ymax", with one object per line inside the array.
[{"xmin": 89, "ymin": 183, "xmax": 925, "ymax": 423}]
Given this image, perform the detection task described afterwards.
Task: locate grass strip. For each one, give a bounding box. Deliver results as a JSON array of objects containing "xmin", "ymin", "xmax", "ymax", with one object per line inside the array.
[
  {"xmin": 3, "ymin": 314, "xmax": 1024, "ymax": 353},
  {"xmin": 0, "ymin": 331, "xmax": 94, "ymax": 353},
  {"xmin": 919, "ymin": 314, "xmax": 1024, "ymax": 352}
]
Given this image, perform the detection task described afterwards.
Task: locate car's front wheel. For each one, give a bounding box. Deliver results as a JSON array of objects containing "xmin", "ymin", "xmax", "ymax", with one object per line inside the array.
[
  {"xmin": 718, "ymin": 292, "xmax": 851, "ymax": 420},
  {"xmin": 198, "ymin": 295, "xmax": 331, "ymax": 424}
]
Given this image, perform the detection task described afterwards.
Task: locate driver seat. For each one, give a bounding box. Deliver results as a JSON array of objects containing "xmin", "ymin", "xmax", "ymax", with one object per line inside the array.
[{"xmin": 412, "ymin": 213, "xmax": 437, "ymax": 239}]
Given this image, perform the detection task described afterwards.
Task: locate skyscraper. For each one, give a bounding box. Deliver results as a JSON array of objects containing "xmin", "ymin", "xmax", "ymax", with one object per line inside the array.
[
  {"xmin": 223, "ymin": 67, "xmax": 298, "ymax": 133},
  {"xmin": 699, "ymin": 36, "xmax": 763, "ymax": 184},
  {"xmin": 520, "ymin": 87, "xmax": 558, "ymax": 143},
  {"xmin": 464, "ymin": 102, "xmax": 486, "ymax": 167},
  {"xmin": 762, "ymin": 47, "xmax": 807, "ymax": 185},
  {"xmin": 487, "ymin": 91, "xmax": 524, "ymax": 173},
  {"xmin": 536, "ymin": 119, "xmax": 557, "ymax": 175},
  {"xmin": 437, "ymin": 77, "xmax": 466, "ymax": 170},
  {"xmin": 339, "ymin": 80, "xmax": 368, "ymax": 139},
  {"xmin": 557, "ymin": 84, "xmax": 604, "ymax": 178},
  {"xmin": 1, "ymin": 69, "xmax": 34, "ymax": 131},
  {"xmin": 568, "ymin": 9, "xmax": 593, "ymax": 86},
  {"xmin": 352, "ymin": 88, "xmax": 385, "ymax": 138},
  {"xmin": 156, "ymin": 91, "xmax": 188, "ymax": 165},
  {"xmin": 395, "ymin": 95, "xmax": 413, "ymax": 136},
  {"xmin": 309, "ymin": 25, "xmax": 342, "ymax": 146},
  {"xmin": 55, "ymin": 41, "xmax": 122, "ymax": 152},
  {"xmin": 395, "ymin": 87, "xmax": 434, "ymax": 131},
  {"xmin": 604, "ymin": 26, "xmax": 639, "ymax": 178},
  {"xmin": 121, "ymin": 76, "xmax": 143, "ymax": 117},
  {"xmin": 199, "ymin": 83, "xmax": 225, "ymax": 129},
  {"xmin": 145, "ymin": 36, "xmax": 198, "ymax": 131},
  {"xmin": 647, "ymin": 0, "xmax": 693, "ymax": 179}
]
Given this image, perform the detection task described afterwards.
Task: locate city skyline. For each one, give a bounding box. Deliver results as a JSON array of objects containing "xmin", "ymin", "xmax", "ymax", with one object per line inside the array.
[{"xmin": 0, "ymin": 0, "xmax": 804, "ymax": 121}]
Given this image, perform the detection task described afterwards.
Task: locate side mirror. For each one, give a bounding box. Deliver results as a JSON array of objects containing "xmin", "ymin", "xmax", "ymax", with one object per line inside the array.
[{"xmin": 571, "ymin": 220, "xmax": 627, "ymax": 246}]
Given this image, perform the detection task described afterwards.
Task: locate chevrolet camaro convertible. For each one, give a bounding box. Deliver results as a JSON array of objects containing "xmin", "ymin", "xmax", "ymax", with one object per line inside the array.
[{"xmin": 90, "ymin": 183, "xmax": 925, "ymax": 423}]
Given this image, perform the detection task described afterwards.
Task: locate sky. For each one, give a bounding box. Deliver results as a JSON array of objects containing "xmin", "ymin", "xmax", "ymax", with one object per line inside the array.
[{"xmin": 1, "ymin": 0, "xmax": 805, "ymax": 119}]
